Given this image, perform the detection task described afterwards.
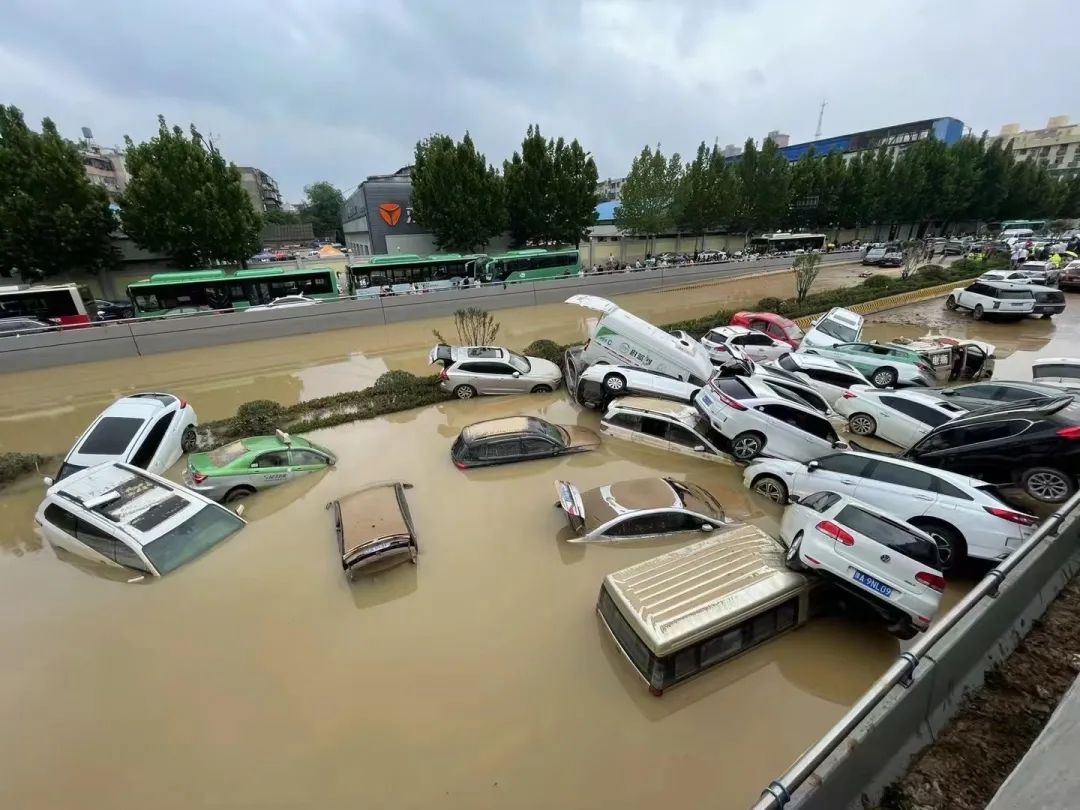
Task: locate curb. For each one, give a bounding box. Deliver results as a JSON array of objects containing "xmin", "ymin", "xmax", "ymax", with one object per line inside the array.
[{"xmin": 792, "ymin": 278, "xmax": 978, "ymax": 329}]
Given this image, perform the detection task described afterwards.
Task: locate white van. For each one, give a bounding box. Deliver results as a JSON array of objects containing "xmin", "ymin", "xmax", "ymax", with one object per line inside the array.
[
  {"xmin": 566, "ymin": 295, "xmax": 714, "ymax": 386},
  {"xmin": 800, "ymin": 306, "xmax": 865, "ymax": 349}
]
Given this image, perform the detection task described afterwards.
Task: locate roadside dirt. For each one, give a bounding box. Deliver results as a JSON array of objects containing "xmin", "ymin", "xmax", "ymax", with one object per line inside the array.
[{"xmin": 876, "ymin": 577, "xmax": 1080, "ymax": 810}]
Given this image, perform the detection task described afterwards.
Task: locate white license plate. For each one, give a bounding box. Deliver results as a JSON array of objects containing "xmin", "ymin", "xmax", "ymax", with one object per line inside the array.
[{"xmin": 853, "ymin": 569, "xmax": 893, "ymax": 597}]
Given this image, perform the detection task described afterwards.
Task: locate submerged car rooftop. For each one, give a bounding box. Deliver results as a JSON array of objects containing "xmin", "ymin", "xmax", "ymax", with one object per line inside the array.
[
  {"xmin": 579, "ymin": 478, "xmax": 721, "ymax": 532},
  {"xmin": 461, "ymin": 416, "xmax": 551, "ymax": 440}
]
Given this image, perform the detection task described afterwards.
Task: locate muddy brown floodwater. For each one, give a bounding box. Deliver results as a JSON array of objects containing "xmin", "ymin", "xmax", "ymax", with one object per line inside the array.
[{"xmin": 0, "ymin": 285, "xmax": 1073, "ymax": 810}]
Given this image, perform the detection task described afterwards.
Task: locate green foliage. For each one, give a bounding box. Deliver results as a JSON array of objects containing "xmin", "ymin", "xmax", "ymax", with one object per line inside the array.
[
  {"xmin": 861, "ymin": 274, "xmax": 893, "ymax": 288},
  {"xmin": 0, "ymin": 452, "xmax": 48, "ymax": 487},
  {"xmin": 299, "ymin": 181, "xmax": 345, "ymax": 241},
  {"xmin": 121, "ymin": 116, "xmax": 261, "ymax": 268},
  {"xmin": 432, "ymin": 307, "xmax": 500, "ymax": 346},
  {"xmin": 676, "ymin": 142, "xmax": 738, "ymax": 249},
  {"xmin": 503, "ymin": 125, "xmax": 599, "ymax": 247},
  {"xmin": 232, "ymin": 400, "xmax": 286, "ymax": 435},
  {"xmin": 521, "ymin": 339, "xmax": 565, "ymax": 366},
  {"xmin": 411, "ymin": 132, "xmax": 504, "ymax": 252},
  {"xmin": 263, "ymin": 209, "xmax": 302, "ymax": 225},
  {"xmin": 0, "ymin": 106, "xmax": 118, "ymax": 281},
  {"xmin": 755, "ymin": 297, "xmax": 786, "ymax": 312},
  {"xmin": 793, "ymin": 251, "xmax": 822, "ymax": 301},
  {"xmin": 615, "ymin": 144, "xmax": 683, "ymax": 250}
]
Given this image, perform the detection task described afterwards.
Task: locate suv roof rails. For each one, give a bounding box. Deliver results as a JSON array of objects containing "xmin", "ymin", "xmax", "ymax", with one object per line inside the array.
[{"xmin": 955, "ymin": 393, "xmax": 1074, "ymax": 422}]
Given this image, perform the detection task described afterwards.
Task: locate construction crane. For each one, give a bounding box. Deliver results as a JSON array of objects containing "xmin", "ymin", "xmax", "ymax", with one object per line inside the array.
[{"xmin": 814, "ymin": 100, "xmax": 827, "ymax": 139}]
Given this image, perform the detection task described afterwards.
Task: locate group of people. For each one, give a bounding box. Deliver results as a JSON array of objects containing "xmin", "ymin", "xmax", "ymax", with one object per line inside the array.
[{"xmin": 1009, "ymin": 239, "xmax": 1078, "ymax": 270}]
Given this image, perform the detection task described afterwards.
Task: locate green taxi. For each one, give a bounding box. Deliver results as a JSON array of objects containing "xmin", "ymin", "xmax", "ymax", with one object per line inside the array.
[{"xmin": 184, "ymin": 431, "xmax": 336, "ymax": 503}]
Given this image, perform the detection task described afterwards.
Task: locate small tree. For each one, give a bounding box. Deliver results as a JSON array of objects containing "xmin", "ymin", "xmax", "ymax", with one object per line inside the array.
[
  {"xmin": 793, "ymin": 252, "xmax": 822, "ymax": 302},
  {"xmin": 901, "ymin": 239, "xmax": 927, "ymax": 280},
  {"xmin": 433, "ymin": 307, "xmax": 500, "ymax": 346}
]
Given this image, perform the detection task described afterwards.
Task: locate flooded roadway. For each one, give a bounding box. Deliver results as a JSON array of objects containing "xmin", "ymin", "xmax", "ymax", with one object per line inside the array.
[{"xmin": 0, "ymin": 283, "xmax": 1071, "ymax": 810}]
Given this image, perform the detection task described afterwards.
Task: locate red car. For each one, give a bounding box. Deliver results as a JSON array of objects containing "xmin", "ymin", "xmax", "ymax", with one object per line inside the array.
[{"xmin": 729, "ymin": 311, "xmax": 804, "ymax": 349}]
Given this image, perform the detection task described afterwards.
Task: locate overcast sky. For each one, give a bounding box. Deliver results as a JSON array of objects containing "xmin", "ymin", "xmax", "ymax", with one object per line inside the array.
[{"xmin": 2, "ymin": 0, "xmax": 1077, "ymax": 202}]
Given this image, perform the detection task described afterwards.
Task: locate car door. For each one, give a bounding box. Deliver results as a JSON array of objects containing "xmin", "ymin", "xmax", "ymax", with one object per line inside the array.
[
  {"xmin": 483, "ymin": 361, "xmax": 522, "ymax": 394},
  {"xmin": 288, "ymin": 448, "xmax": 331, "ymax": 477},
  {"xmin": 475, "ymin": 438, "xmax": 524, "ymax": 465},
  {"xmin": 739, "ymin": 332, "xmax": 785, "ymax": 361},
  {"xmin": 664, "ymin": 421, "xmax": 713, "ymax": 460},
  {"xmin": 129, "ymin": 411, "xmax": 176, "ymax": 473},
  {"xmin": 520, "ymin": 436, "xmax": 559, "ymax": 460},
  {"xmin": 754, "ymin": 403, "xmax": 835, "ymax": 461},
  {"xmin": 796, "ymin": 453, "xmax": 874, "ymax": 498},
  {"xmin": 852, "ymin": 460, "xmax": 939, "ymax": 519},
  {"xmin": 957, "ymin": 283, "xmax": 981, "ymax": 309},
  {"xmin": 637, "ymin": 415, "xmax": 676, "ymax": 454},
  {"xmin": 251, "ymin": 449, "xmax": 293, "ymax": 487},
  {"xmin": 876, "ymin": 395, "xmax": 933, "ymax": 447}
]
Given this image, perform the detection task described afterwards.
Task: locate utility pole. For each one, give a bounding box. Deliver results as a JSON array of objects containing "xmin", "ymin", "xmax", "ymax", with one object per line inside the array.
[{"xmin": 815, "ymin": 100, "xmax": 827, "ymax": 139}]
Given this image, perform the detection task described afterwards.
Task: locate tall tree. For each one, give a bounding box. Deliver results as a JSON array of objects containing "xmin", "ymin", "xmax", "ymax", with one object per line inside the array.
[
  {"xmin": 411, "ymin": 132, "xmax": 505, "ymax": 253},
  {"xmin": 789, "ymin": 149, "xmax": 824, "ymax": 229},
  {"xmin": 122, "ymin": 116, "xmax": 261, "ymax": 268},
  {"xmin": 837, "ymin": 152, "xmax": 870, "ymax": 229},
  {"xmin": 548, "ymin": 136, "xmax": 599, "ymax": 245},
  {"xmin": 614, "ymin": 144, "xmax": 682, "ymax": 255},
  {"xmin": 973, "ymin": 139, "xmax": 1012, "ymax": 223},
  {"xmin": 735, "ymin": 137, "xmax": 791, "ymax": 233},
  {"xmin": 676, "ymin": 142, "xmax": 723, "ymax": 251},
  {"xmin": 299, "ymin": 181, "xmax": 345, "ymax": 241},
  {"xmin": 0, "ymin": 105, "xmax": 117, "ymax": 281},
  {"xmin": 1057, "ymin": 173, "xmax": 1080, "ymax": 218}
]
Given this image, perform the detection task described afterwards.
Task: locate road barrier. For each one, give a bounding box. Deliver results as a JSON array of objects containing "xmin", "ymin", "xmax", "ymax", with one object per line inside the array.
[
  {"xmin": 750, "ymin": 492, "xmax": 1080, "ymax": 810},
  {"xmin": 791, "ymin": 278, "xmax": 978, "ymax": 330}
]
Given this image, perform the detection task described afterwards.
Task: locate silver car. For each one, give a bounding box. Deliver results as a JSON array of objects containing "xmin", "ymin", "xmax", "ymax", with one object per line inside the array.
[{"xmin": 430, "ymin": 344, "xmax": 563, "ymax": 399}]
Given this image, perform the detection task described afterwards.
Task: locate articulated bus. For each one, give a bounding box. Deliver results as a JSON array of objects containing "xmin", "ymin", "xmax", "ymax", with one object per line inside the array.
[
  {"xmin": 0, "ymin": 283, "xmax": 98, "ymax": 326},
  {"xmin": 127, "ymin": 267, "xmax": 341, "ymax": 317},
  {"xmin": 747, "ymin": 233, "xmax": 827, "ymax": 254}
]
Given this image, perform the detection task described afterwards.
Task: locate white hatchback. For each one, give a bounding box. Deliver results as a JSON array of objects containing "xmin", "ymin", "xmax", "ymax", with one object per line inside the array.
[
  {"xmin": 743, "ymin": 451, "xmax": 1038, "ymax": 570},
  {"xmin": 835, "ymin": 387, "xmax": 968, "ymax": 448},
  {"xmin": 800, "ymin": 307, "xmax": 864, "ymax": 349},
  {"xmin": 700, "ymin": 325, "xmax": 789, "ymax": 363},
  {"xmin": 780, "ymin": 490, "xmax": 944, "ymax": 638},
  {"xmin": 52, "ymin": 393, "xmax": 198, "ymax": 483},
  {"xmin": 768, "ymin": 352, "xmax": 873, "ymax": 406},
  {"xmin": 696, "ymin": 376, "xmax": 846, "ymax": 462}
]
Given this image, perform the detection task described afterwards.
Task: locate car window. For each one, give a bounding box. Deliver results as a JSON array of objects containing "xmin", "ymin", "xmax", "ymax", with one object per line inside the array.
[
  {"xmin": 521, "ymin": 438, "xmax": 554, "ymax": 454},
  {"xmin": 807, "ymin": 368, "xmax": 863, "ymax": 388},
  {"xmin": 765, "ymin": 381, "xmax": 829, "ymax": 414},
  {"xmin": 999, "ymin": 387, "xmax": 1045, "ymax": 402},
  {"xmin": 111, "ymin": 540, "xmax": 153, "ymax": 574},
  {"xmin": 638, "ymin": 416, "xmax": 670, "ymax": 439},
  {"xmin": 455, "ymin": 362, "xmax": 482, "ymax": 373},
  {"xmin": 476, "ymin": 439, "xmax": 522, "ymax": 460},
  {"xmin": 1034, "ymin": 364, "xmax": 1080, "ymax": 380},
  {"xmin": 815, "ymin": 454, "xmax": 875, "ymax": 476},
  {"xmin": 666, "ymin": 423, "xmax": 703, "ymax": 448},
  {"xmin": 745, "ymin": 333, "xmax": 775, "ymax": 346},
  {"xmin": 605, "ymin": 412, "xmax": 642, "ymax": 431},
  {"xmin": 963, "ymin": 420, "xmax": 1031, "ymax": 444},
  {"xmin": 800, "ymin": 491, "xmax": 841, "ymax": 512},
  {"xmin": 74, "ymin": 518, "xmax": 118, "ymax": 559},
  {"xmin": 931, "ymin": 477, "xmax": 972, "ymax": 500},
  {"xmin": 208, "ymin": 441, "xmax": 248, "ymax": 466},
  {"xmin": 953, "ymin": 384, "xmax": 999, "ymax": 401},
  {"xmin": 43, "ymin": 503, "xmax": 78, "ymax": 534},
  {"xmin": 880, "ymin": 396, "xmax": 952, "ymax": 427},
  {"xmin": 863, "ymin": 460, "xmax": 936, "ymax": 492},
  {"xmin": 141, "ymin": 505, "xmax": 245, "ymax": 575},
  {"xmin": 777, "ymin": 354, "xmax": 800, "ymax": 373},
  {"xmin": 712, "ymin": 377, "xmax": 755, "ymax": 399},
  {"xmin": 749, "ymin": 319, "xmax": 770, "ymax": 332},
  {"xmin": 130, "ymin": 411, "xmax": 175, "ymax": 469},
  {"xmin": 605, "ymin": 512, "xmax": 688, "ymax": 537},
  {"xmin": 78, "ymin": 416, "xmax": 146, "ymax": 455},
  {"xmin": 836, "ymin": 505, "xmax": 939, "ymax": 567},
  {"xmin": 289, "ymin": 449, "xmax": 328, "ymax": 466},
  {"xmin": 759, "ymin": 403, "xmax": 836, "ymax": 441},
  {"xmin": 704, "ymin": 329, "xmax": 727, "ymax": 343},
  {"xmin": 255, "ymin": 451, "xmax": 290, "ymax": 468},
  {"xmin": 814, "ymin": 316, "xmax": 859, "ymax": 343},
  {"xmin": 506, "ymin": 352, "xmax": 531, "ymax": 374}
]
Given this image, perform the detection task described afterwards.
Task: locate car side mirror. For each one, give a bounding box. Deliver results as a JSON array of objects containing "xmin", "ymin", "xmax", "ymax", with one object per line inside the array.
[
  {"xmin": 700, "ymin": 523, "xmax": 714, "ymax": 532},
  {"xmin": 807, "ymin": 460, "xmax": 820, "ymax": 471},
  {"xmin": 250, "ymin": 462, "xmax": 259, "ymax": 468},
  {"xmin": 787, "ymin": 495, "xmax": 802, "ymax": 505},
  {"xmin": 693, "ymin": 445, "xmax": 706, "ymax": 452},
  {"xmin": 42, "ymin": 476, "xmax": 54, "ymax": 487},
  {"xmin": 512, "ymin": 371, "xmax": 521, "ymax": 378}
]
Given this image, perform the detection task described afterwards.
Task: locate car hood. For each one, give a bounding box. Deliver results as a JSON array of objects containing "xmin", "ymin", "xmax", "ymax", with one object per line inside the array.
[
  {"xmin": 562, "ymin": 425, "xmax": 601, "ymax": 450},
  {"xmin": 528, "ymin": 357, "xmax": 562, "ymax": 379}
]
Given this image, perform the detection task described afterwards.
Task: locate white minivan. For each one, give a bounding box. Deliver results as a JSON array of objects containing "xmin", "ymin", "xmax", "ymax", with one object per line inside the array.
[
  {"xmin": 566, "ymin": 295, "xmax": 714, "ymax": 385},
  {"xmin": 800, "ymin": 307, "xmax": 865, "ymax": 349}
]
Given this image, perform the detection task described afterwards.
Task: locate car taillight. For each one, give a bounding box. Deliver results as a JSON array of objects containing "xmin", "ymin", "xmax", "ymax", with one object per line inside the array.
[
  {"xmin": 916, "ymin": 571, "xmax": 946, "ymax": 592},
  {"xmin": 983, "ymin": 506, "xmax": 1038, "ymax": 526},
  {"xmin": 841, "ymin": 390, "xmax": 857, "ymax": 399},
  {"xmin": 179, "ymin": 399, "xmax": 188, "ymax": 409},
  {"xmin": 1056, "ymin": 426, "xmax": 1080, "ymax": 440},
  {"xmin": 710, "ymin": 388, "xmax": 747, "ymax": 411},
  {"xmin": 439, "ymin": 368, "xmax": 449, "ymax": 381},
  {"xmin": 453, "ymin": 460, "xmax": 467, "ymax": 470},
  {"xmin": 190, "ymin": 471, "xmax": 207, "ymax": 484},
  {"xmin": 816, "ymin": 520, "xmax": 854, "ymax": 545}
]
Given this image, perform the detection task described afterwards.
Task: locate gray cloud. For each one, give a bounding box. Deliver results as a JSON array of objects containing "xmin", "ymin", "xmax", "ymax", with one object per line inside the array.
[{"xmin": 1, "ymin": 0, "xmax": 1077, "ymax": 201}]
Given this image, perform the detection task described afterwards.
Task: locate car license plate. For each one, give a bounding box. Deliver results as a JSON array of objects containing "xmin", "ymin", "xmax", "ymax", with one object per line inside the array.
[
  {"xmin": 853, "ymin": 569, "xmax": 893, "ymax": 597},
  {"xmin": 700, "ymin": 393, "xmax": 715, "ymax": 407}
]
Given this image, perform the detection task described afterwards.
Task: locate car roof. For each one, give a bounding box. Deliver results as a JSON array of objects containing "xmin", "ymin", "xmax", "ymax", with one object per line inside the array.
[
  {"xmin": 451, "ymin": 345, "xmax": 508, "ymax": 362},
  {"xmin": 607, "ymin": 396, "xmax": 699, "ymax": 420},
  {"xmin": 580, "ymin": 478, "xmax": 682, "ymax": 530},
  {"xmin": 827, "ymin": 493, "xmax": 938, "ymax": 541},
  {"xmin": 860, "ymin": 388, "xmax": 957, "ymax": 408},
  {"xmin": 784, "ymin": 352, "xmax": 865, "ymax": 375},
  {"xmin": 48, "ymin": 462, "xmax": 207, "ymax": 545},
  {"xmin": 734, "ymin": 311, "xmax": 796, "ymax": 326},
  {"xmin": 239, "ymin": 434, "xmax": 313, "ymax": 452},
  {"xmin": 704, "ymin": 325, "xmax": 749, "ymax": 338},
  {"xmin": 460, "ymin": 416, "xmax": 551, "ymax": 440},
  {"xmin": 333, "ymin": 483, "xmax": 414, "ymax": 558},
  {"xmin": 931, "ymin": 395, "xmax": 1077, "ymax": 426}
]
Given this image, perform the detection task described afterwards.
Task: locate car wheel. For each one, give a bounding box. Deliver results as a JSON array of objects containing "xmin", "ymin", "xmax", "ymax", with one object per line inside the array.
[
  {"xmin": 731, "ymin": 431, "xmax": 765, "ymax": 461},
  {"xmin": 453, "ymin": 384, "xmax": 477, "ymax": 400},
  {"xmin": 1043, "ymin": 313, "xmax": 1054, "ymax": 319},
  {"xmin": 887, "ymin": 618, "xmax": 918, "ymax": 640},
  {"xmin": 871, "ymin": 367, "xmax": 898, "ymax": 388},
  {"xmin": 910, "ymin": 519, "xmax": 966, "ymax": 571},
  {"xmin": 530, "ymin": 384, "xmax": 552, "ymax": 394},
  {"xmin": 1021, "ymin": 467, "xmax": 1076, "ymax": 503},
  {"xmin": 784, "ymin": 531, "xmax": 806, "ymax": 572},
  {"xmin": 603, "ymin": 373, "xmax": 626, "ymax": 392},
  {"xmin": 945, "ymin": 296, "xmax": 958, "ymax": 310},
  {"xmin": 848, "ymin": 413, "xmax": 877, "ymax": 436},
  {"xmin": 973, "ymin": 304, "xmax": 985, "ymax": 320},
  {"xmin": 181, "ymin": 425, "xmax": 198, "ymax": 452},
  {"xmin": 751, "ymin": 474, "xmax": 787, "ymax": 504},
  {"xmin": 224, "ymin": 487, "xmax": 255, "ymax": 504}
]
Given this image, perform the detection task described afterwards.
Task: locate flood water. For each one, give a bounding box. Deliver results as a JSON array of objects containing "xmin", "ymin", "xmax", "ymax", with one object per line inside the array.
[{"xmin": 0, "ymin": 283, "xmax": 1072, "ymax": 810}]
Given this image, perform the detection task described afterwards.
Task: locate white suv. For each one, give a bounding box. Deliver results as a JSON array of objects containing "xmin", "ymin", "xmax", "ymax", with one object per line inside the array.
[
  {"xmin": 834, "ymin": 387, "xmax": 967, "ymax": 448},
  {"xmin": 945, "ymin": 281, "xmax": 1036, "ymax": 319},
  {"xmin": 51, "ymin": 392, "xmax": 198, "ymax": 482},
  {"xmin": 600, "ymin": 397, "xmax": 733, "ymax": 464},
  {"xmin": 743, "ymin": 451, "xmax": 1038, "ymax": 570},
  {"xmin": 768, "ymin": 352, "xmax": 873, "ymax": 406},
  {"xmin": 780, "ymin": 491, "xmax": 944, "ymax": 639},
  {"xmin": 36, "ymin": 462, "xmax": 246, "ymax": 577},
  {"xmin": 696, "ymin": 376, "xmax": 845, "ymax": 462}
]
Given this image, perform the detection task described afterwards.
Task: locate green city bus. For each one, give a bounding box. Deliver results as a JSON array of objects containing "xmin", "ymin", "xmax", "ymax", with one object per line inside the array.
[
  {"xmin": 348, "ymin": 253, "xmax": 482, "ymax": 295},
  {"xmin": 477, "ymin": 248, "xmax": 581, "ymax": 283},
  {"xmin": 127, "ymin": 266, "xmax": 341, "ymax": 317}
]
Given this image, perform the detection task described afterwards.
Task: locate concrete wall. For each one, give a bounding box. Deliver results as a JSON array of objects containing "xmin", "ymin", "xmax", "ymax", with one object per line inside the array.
[
  {"xmin": 0, "ymin": 254, "xmax": 827, "ymax": 373},
  {"xmin": 786, "ymin": 513, "xmax": 1080, "ymax": 810}
]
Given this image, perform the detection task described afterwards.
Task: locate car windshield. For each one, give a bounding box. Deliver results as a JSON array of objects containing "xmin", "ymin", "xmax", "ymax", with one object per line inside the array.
[
  {"xmin": 78, "ymin": 416, "xmax": 145, "ymax": 455},
  {"xmin": 815, "ymin": 318, "xmax": 859, "ymax": 343},
  {"xmin": 207, "ymin": 441, "xmax": 249, "ymax": 467},
  {"xmin": 141, "ymin": 505, "xmax": 245, "ymax": 574},
  {"xmin": 1034, "ymin": 363, "xmax": 1080, "ymax": 380},
  {"xmin": 782, "ymin": 322, "xmax": 804, "ymax": 339},
  {"xmin": 530, "ymin": 418, "xmax": 567, "ymax": 445},
  {"xmin": 56, "ymin": 462, "xmax": 86, "ymax": 481},
  {"xmin": 507, "ymin": 352, "xmax": 531, "ymax": 374},
  {"xmin": 777, "ymin": 353, "xmax": 801, "ymax": 373},
  {"xmin": 667, "ymin": 479, "xmax": 723, "ymax": 518}
]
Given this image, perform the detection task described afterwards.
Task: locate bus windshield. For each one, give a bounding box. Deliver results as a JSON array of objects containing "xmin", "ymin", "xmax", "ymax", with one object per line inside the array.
[{"xmin": 127, "ymin": 268, "xmax": 339, "ymax": 317}]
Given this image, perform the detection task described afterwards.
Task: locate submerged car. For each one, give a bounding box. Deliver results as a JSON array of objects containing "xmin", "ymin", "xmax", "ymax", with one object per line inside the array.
[
  {"xmin": 429, "ymin": 344, "xmax": 562, "ymax": 399},
  {"xmin": 799, "ymin": 341, "xmax": 936, "ymax": 388},
  {"xmin": 1032, "ymin": 358, "xmax": 1080, "ymax": 392},
  {"xmin": 780, "ymin": 491, "xmax": 944, "ymax": 639},
  {"xmin": 574, "ymin": 363, "xmax": 701, "ymax": 408},
  {"xmin": 600, "ymin": 397, "xmax": 734, "ymax": 465},
  {"xmin": 184, "ymin": 430, "xmax": 336, "ymax": 503},
  {"xmin": 329, "ymin": 481, "xmax": 419, "ymax": 578},
  {"xmin": 555, "ymin": 477, "xmax": 732, "ymax": 543},
  {"xmin": 451, "ymin": 417, "xmax": 599, "ymax": 468},
  {"xmin": 729, "ymin": 311, "xmax": 805, "ymax": 349},
  {"xmin": 800, "ymin": 307, "xmax": 864, "ymax": 349},
  {"xmin": 887, "ymin": 335, "xmax": 995, "ymax": 382}
]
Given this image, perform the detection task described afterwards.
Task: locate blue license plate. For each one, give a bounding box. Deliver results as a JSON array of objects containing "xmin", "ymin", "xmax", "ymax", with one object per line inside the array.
[
  {"xmin": 853, "ymin": 569, "xmax": 893, "ymax": 597},
  {"xmin": 700, "ymin": 393, "xmax": 715, "ymax": 407}
]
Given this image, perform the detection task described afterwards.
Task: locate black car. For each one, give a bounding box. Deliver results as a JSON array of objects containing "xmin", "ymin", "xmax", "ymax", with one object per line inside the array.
[
  {"xmin": 923, "ymin": 380, "xmax": 1065, "ymax": 412},
  {"xmin": 898, "ymin": 396, "xmax": 1080, "ymax": 503},
  {"xmin": 94, "ymin": 299, "xmax": 134, "ymax": 320},
  {"xmin": 0, "ymin": 317, "xmax": 56, "ymax": 337},
  {"xmin": 1031, "ymin": 287, "xmax": 1066, "ymax": 318},
  {"xmin": 451, "ymin": 416, "xmax": 599, "ymax": 468}
]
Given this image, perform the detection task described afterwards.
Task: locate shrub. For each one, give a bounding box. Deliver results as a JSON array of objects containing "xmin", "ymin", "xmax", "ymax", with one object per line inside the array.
[
  {"xmin": 861, "ymin": 274, "xmax": 893, "ymax": 289},
  {"xmin": 0, "ymin": 452, "xmax": 47, "ymax": 486},
  {"xmin": 370, "ymin": 369, "xmax": 431, "ymax": 395},
  {"xmin": 521, "ymin": 339, "xmax": 567, "ymax": 366},
  {"xmin": 756, "ymin": 297, "xmax": 785, "ymax": 313},
  {"xmin": 917, "ymin": 263, "xmax": 948, "ymax": 282},
  {"xmin": 233, "ymin": 400, "xmax": 286, "ymax": 435}
]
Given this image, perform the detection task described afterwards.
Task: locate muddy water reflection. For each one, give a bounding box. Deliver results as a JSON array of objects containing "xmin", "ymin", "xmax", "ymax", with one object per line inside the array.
[{"xmin": 0, "ymin": 394, "xmax": 896, "ymax": 810}]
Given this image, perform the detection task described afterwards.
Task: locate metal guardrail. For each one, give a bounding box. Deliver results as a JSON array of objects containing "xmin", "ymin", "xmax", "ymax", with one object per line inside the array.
[{"xmin": 750, "ymin": 489, "xmax": 1080, "ymax": 810}]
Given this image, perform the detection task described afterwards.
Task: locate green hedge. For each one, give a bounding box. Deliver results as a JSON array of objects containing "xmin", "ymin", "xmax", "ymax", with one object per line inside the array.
[{"xmin": 0, "ymin": 453, "xmax": 48, "ymax": 487}]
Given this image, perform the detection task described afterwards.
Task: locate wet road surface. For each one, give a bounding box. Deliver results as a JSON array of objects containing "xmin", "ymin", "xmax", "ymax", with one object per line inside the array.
[{"xmin": 0, "ymin": 284, "xmax": 1073, "ymax": 809}]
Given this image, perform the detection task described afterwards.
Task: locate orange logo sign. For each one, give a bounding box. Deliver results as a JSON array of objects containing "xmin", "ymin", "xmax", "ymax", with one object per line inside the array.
[{"xmin": 379, "ymin": 202, "xmax": 402, "ymax": 226}]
